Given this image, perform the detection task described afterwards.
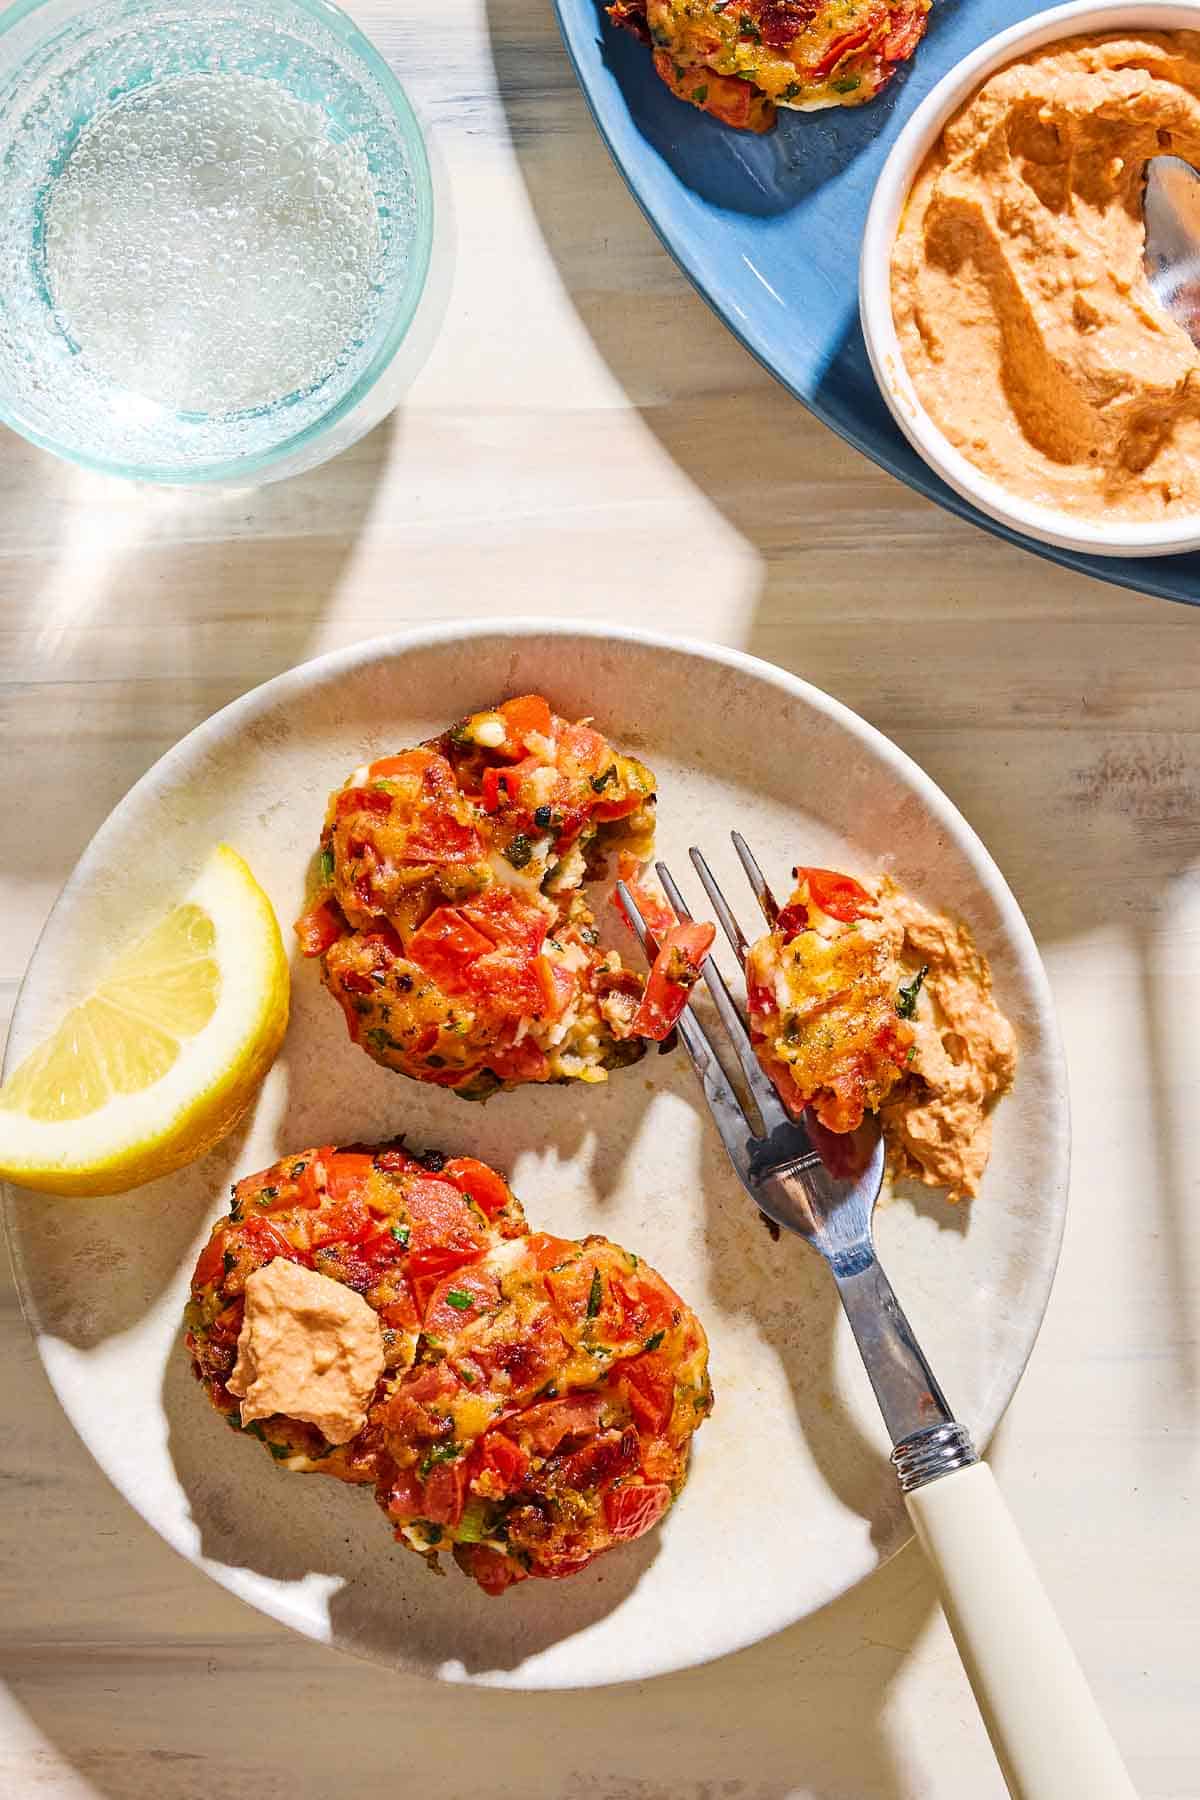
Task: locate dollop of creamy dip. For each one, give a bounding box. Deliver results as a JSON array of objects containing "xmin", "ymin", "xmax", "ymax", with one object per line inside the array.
[
  {"xmin": 228, "ymin": 1260, "xmax": 385, "ymax": 1446},
  {"xmin": 891, "ymin": 33, "xmax": 1200, "ymax": 519},
  {"xmin": 877, "ymin": 882, "xmax": 1017, "ymax": 1201}
]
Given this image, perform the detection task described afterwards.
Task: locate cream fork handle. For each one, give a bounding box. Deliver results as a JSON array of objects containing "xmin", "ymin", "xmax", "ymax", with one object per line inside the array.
[{"xmin": 905, "ymin": 1462, "xmax": 1137, "ymax": 1800}]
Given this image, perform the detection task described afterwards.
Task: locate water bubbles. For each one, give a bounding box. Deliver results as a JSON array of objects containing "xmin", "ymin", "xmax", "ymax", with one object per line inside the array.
[
  {"xmin": 43, "ymin": 69, "xmax": 383, "ymax": 415},
  {"xmin": 0, "ymin": 0, "xmax": 422, "ymax": 470}
]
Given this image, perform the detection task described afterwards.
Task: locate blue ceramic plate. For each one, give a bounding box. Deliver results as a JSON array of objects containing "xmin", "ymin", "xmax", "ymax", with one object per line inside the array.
[{"xmin": 553, "ymin": 0, "xmax": 1200, "ymax": 607}]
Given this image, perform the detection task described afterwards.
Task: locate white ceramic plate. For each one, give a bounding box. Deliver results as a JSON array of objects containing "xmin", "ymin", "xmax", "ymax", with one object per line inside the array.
[{"xmin": 3, "ymin": 622, "xmax": 1069, "ymax": 1689}]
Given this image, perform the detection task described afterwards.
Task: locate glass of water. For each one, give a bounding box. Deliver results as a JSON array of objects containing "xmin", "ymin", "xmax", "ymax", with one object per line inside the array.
[{"xmin": 0, "ymin": 0, "xmax": 433, "ymax": 484}]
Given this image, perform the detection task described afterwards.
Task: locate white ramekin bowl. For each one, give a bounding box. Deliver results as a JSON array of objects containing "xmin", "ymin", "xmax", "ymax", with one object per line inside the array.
[{"xmin": 860, "ymin": 0, "xmax": 1200, "ymax": 558}]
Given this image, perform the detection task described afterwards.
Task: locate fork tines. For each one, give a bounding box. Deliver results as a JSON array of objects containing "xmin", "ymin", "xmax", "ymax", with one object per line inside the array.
[{"xmin": 615, "ymin": 838, "xmax": 791, "ymax": 1172}]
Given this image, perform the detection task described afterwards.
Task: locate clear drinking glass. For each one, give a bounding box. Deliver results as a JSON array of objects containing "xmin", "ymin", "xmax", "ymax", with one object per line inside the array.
[{"xmin": 0, "ymin": 0, "xmax": 433, "ymax": 484}]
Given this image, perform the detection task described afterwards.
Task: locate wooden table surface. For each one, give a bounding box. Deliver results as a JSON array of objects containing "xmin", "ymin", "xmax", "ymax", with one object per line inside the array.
[{"xmin": 2, "ymin": 2, "xmax": 1198, "ymax": 1795}]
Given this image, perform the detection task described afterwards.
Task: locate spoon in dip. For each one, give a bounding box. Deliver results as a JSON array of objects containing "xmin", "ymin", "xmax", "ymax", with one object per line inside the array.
[{"xmin": 1143, "ymin": 154, "xmax": 1200, "ymax": 350}]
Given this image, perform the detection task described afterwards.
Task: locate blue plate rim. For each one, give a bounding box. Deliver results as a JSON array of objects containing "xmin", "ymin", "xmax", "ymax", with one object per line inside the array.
[{"xmin": 550, "ymin": 0, "xmax": 1200, "ymax": 609}]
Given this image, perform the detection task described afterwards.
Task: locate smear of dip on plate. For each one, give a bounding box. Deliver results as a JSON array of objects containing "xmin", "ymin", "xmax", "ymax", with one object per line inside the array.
[
  {"xmin": 228, "ymin": 1259, "xmax": 385, "ymax": 1445},
  {"xmin": 891, "ymin": 32, "xmax": 1200, "ymax": 520}
]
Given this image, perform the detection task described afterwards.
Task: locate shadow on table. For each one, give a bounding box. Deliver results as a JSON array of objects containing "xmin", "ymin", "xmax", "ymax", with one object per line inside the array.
[{"xmin": 2, "ymin": 112, "xmax": 458, "ymax": 894}]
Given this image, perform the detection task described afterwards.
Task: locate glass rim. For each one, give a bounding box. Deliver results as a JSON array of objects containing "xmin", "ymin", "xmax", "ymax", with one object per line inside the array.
[{"xmin": 0, "ymin": 0, "xmax": 434, "ymax": 485}]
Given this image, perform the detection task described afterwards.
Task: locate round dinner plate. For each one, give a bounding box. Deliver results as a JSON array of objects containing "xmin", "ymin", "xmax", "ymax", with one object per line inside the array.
[{"xmin": 3, "ymin": 622, "xmax": 1069, "ymax": 1688}]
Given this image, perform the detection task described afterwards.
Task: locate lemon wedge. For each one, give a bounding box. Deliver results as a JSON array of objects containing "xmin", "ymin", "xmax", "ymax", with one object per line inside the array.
[{"xmin": 0, "ymin": 845, "xmax": 289, "ymax": 1196}]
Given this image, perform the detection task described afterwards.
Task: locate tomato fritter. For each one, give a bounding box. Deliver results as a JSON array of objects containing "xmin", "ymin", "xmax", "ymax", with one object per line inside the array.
[
  {"xmin": 745, "ymin": 866, "xmax": 913, "ymax": 1132},
  {"xmin": 186, "ymin": 1144, "xmax": 713, "ymax": 1594},
  {"xmin": 608, "ymin": 0, "xmax": 929, "ymax": 131},
  {"xmin": 295, "ymin": 696, "xmax": 660, "ymax": 1097}
]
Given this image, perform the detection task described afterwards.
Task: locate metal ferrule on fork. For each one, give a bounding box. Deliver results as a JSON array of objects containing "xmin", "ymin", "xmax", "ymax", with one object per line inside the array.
[{"xmin": 892, "ymin": 1420, "xmax": 978, "ymax": 1494}]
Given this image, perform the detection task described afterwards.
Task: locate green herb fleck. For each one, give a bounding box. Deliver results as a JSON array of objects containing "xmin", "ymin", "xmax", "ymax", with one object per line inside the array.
[
  {"xmin": 258, "ymin": 1185, "xmax": 278, "ymax": 1202},
  {"xmin": 222, "ymin": 1250, "xmax": 236, "ymax": 1276},
  {"xmin": 694, "ymin": 83, "xmax": 708, "ymax": 101},
  {"xmin": 319, "ymin": 847, "xmax": 335, "ymax": 883},
  {"xmin": 626, "ymin": 1250, "xmax": 640, "ymax": 1269},
  {"xmin": 738, "ymin": 12, "xmax": 762, "ymax": 39},
  {"xmin": 424, "ymin": 1522, "xmax": 444, "ymax": 1545},
  {"xmin": 644, "ymin": 1330, "xmax": 665, "ymax": 1352},
  {"xmin": 290, "ymin": 1161, "xmax": 307, "ymax": 1180},
  {"xmin": 579, "ymin": 926, "xmax": 599, "ymax": 947},
  {"xmin": 533, "ymin": 804, "xmax": 555, "ymax": 831},
  {"xmin": 366, "ymin": 1027, "xmax": 398, "ymax": 1053},
  {"xmin": 457, "ymin": 1364, "xmax": 477, "ymax": 1386},
  {"xmin": 896, "ymin": 965, "xmax": 929, "ymax": 1020},
  {"xmin": 832, "ymin": 74, "xmax": 860, "ymax": 92},
  {"xmin": 445, "ymin": 1289, "xmax": 474, "ymax": 1311},
  {"xmin": 587, "ymin": 1267, "xmax": 603, "ymax": 1318},
  {"xmin": 651, "ymin": 24, "xmax": 672, "ymax": 42},
  {"xmin": 450, "ymin": 719, "xmax": 473, "ymax": 745},
  {"xmin": 267, "ymin": 1441, "xmax": 292, "ymax": 1461},
  {"xmin": 420, "ymin": 1442, "xmax": 463, "ymax": 1477},
  {"xmin": 505, "ymin": 833, "xmax": 534, "ymax": 870},
  {"xmin": 590, "ymin": 766, "xmax": 617, "ymax": 793},
  {"xmin": 391, "ymin": 1222, "xmax": 411, "ymax": 1247},
  {"xmin": 780, "ymin": 80, "xmax": 802, "ymax": 98},
  {"xmin": 906, "ymin": 1046, "xmax": 917, "ymax": 1063}
]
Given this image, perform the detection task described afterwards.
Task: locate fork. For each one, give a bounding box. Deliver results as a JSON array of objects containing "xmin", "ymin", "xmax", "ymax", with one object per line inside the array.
[{"xmin": 617, "ymin": 839, "xmax": 1136, "ymax": 1800}]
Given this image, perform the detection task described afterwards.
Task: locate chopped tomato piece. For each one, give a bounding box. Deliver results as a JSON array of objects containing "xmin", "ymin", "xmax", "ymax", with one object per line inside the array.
[
  {"xmin": 383, "ymin": 1466, "xmax": 425, "ymax": 1521},
  {"xmin": 774, "ymin": 902, "xmax": 808, "ymax": 937},
  {"xmin": 484, "ymin": 1038, "xmax": 551, "ymax": 1084},
  {"xmin": 401, "ymin": 1179, "xmax": 487, "ymax": 1278},
  {"xmin": 192, "ymin": 1226, "xmax": 228, "ymax": 1291},
  {"xmin": 335, "ymin": 785, "xmax": 392, "ymax": 823},
  {"xmin": 458, "ymin": 1543, "xmax": 523, "ymax": 1595},
  {"xmin": 604, "ymin": 1481, "xmax": 671, "ymax": 1541},
  {"xmin": 367, "ymin": 751, "xmax": 437, "ymax": 780},
  {"xmin": 558, "ymin": 720, "xmax": 607, "ymax": 774},
  {"xmin": 537, "ymin": 952, "xmax": 577, "ymax": 1021},
  {"xmin": 559, "ymin": 1425, "xmax": 639, "ymax": 1491},
  {"xmin": 481, "ymin": 765, "xmax": 519, "ymax": 813},
  {"xmin": 441, "ymin": 1156, "xmax": 513, "ymax": 1221},
  {"xmin": 421, "ymin": 1458, "xmax": 468, "ymax": 1528},
  {"xmin": 613, "ymin": 1270, "xmax": 677, "ymax": 1342},
  {"xmin": 379, "ymin": 1289, "xmax": 420, "ymax": 1333},
  {"xmin": 240, "ymin": 1214, "xmax": 313, "ymax": 1269},
  {"xmin": 592, "ymin": 790, "xmax": 644, "ymax": 822},
  {"xmin": 616, "ymin": 878, "xmax": 676, "ymax": 942},
  {"xmin": 544, "ymin": 1256, "xmax": 618, "ymax": 1335},
  {"xmin": 631, "ymin": 921, "xmax": 716, "ymax": 1041},
  {"xmin": 325, "ymin": 1153, "xmax": 375, "ymax": 1206},
  {"xmin": 470, "ymin": 1430, "xmax": 529, "ymax": 1497},
  {"xmin": 309, "ymin": 1194, "xmax": 370, "ymax": 1249},
  {"xmin": 498, "ymin": 693, "xmax": 554, "ymax": 753},
  {"xmin": 423, "ymin": 1267, "xmax": 502, "ymax": 1335},
  {"xmin": 652, "ymin": 51, "xmax": 774, "ymax": 131},
  {"xmin": 406, "ymin": 905, "xmax": 495, "ymax": 992},
  {"xmin": 514, "ymin": 1394, "xmax": 605, "ymax": 1455},
  {"xmin": 809, "ymin": 13, "xmax": 880, "ymax": 76},
  {"xmin": 294, "ymin": 898, "xmax": 344, "ymax": 957},
  {"xmin": 794, "ymin": 868, "xmax": 872, "ymax": 923},
  {"xmin": 523, "ymin": 1232, "xmax": 580, "ymax": 1272},
  {"xmin": 402, "ymin": 809, "xmax": 481, "ymax": 866},
  {"xmin": 619, "ymin": 1352, "xmax": 675, "ymax": 1436}
]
